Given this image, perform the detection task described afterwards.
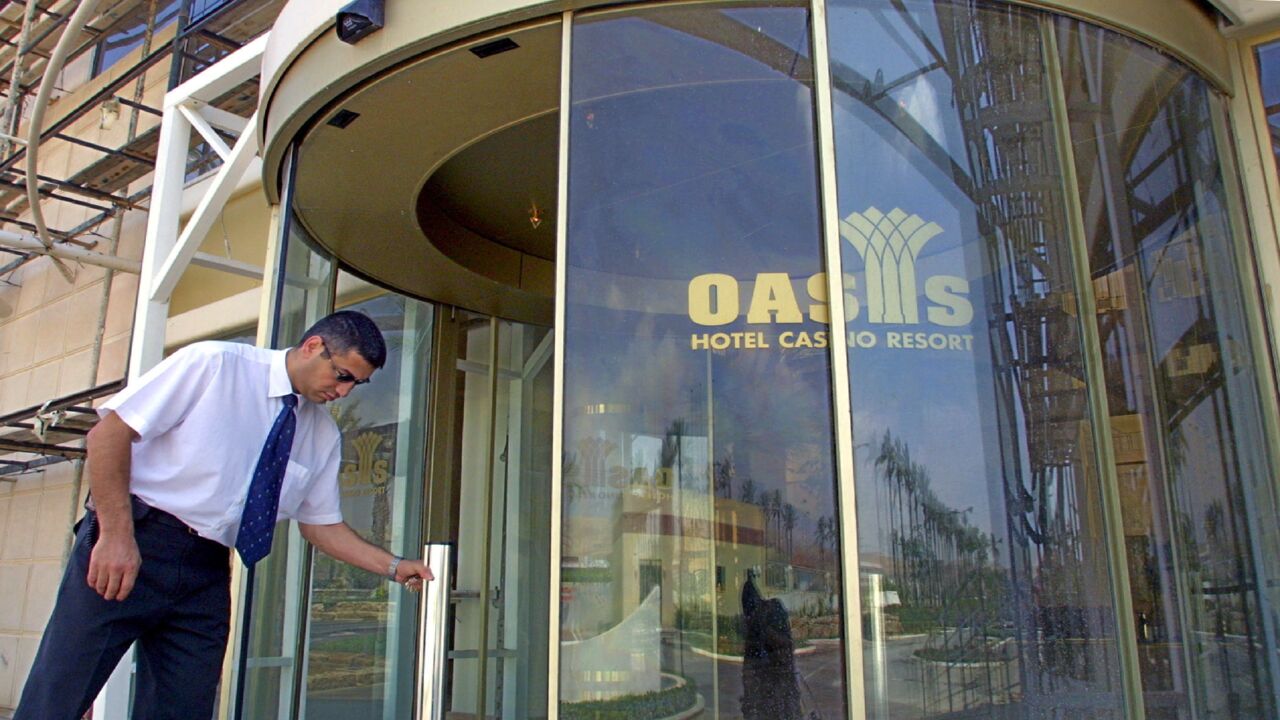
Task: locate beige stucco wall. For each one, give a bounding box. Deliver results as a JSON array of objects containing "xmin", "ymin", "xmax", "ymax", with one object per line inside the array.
[
  {"xmin": 0, "ymin": 233, "xmax": 141, "ymax": 711},
  {"xmin": 0, "ymin": 48, "xmax": 163, "ymax": 704},
  {"xmin": 0, "ymin": 460, "xmax": 87, "ymax": 712},
  {"xmin": 0, "ymin": 19, "xmax": 274, "ymax": 712},
  {"xmin": 169, "ymin": 187, "xmax": 273, "ymax": 317}
]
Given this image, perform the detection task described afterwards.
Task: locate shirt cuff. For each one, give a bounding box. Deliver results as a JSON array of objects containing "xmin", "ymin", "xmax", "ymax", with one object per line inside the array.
[
  {"xmin": 295, "ymin": 511, "xmax": 343, "ymax": 526},
  {"xmin": 101, "ymin": 405, "xmax": 150, "ymax": 440}
]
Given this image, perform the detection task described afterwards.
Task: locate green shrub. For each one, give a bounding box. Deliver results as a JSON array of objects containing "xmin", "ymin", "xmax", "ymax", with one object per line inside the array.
[
  {"xmin": 561, "ymin": 681, "xmax": 698, "ymax": 720},
  {"xmin": 310, "ymin": 632, "xmax": 385, "ymax": 655},
  {"xmin": 892, "ymin": 605, "xmax": 940, "ymax": 634}
]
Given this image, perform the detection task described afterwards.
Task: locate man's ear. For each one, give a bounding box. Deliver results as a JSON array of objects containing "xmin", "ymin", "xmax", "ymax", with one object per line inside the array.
[{"xmin": 300, "ymin": 335, "xmax": 325, "ymax": 357}]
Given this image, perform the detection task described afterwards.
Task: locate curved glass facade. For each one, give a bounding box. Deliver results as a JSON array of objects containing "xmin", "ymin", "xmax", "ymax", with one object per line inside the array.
[
  {"xmin": 557, "ymin": 1, "xmax": 1280, "ymax": 718},
  {"xmin": 265, "ymin": 1, "xmax": 1280, "ymax": 719},
  {"xmin": 828, "ymin": 2, "xmax": 1280, "ymax": 718}
]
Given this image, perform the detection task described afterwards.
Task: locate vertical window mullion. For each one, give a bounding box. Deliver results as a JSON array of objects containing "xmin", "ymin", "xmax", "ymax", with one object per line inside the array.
[
  {"xmin": 809, "ymin": 1, "xmax": 868, "ymax": 719},
  {"xmin": 548, "ymin": 11, "xmax": 573, "ymax": 719}
]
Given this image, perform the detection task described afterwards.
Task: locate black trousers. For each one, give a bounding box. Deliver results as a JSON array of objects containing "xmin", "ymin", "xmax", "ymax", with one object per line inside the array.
[{"xmin": 15, "ymin": 503, "xmax": 231, "ymax": 720}]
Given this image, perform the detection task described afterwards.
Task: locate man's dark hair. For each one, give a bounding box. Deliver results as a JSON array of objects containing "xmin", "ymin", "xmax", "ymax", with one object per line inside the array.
[{"xmin": 298, "ymin": 311, "xmax": 387, "ymax": 369}]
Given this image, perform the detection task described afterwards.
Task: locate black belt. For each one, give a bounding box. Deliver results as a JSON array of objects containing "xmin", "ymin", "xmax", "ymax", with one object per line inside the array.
[
  {"xmin": 139, "ymin": 504, "xmax": 228, "ymax": 555},
  {"xmin": 144, "ymin": 505, "xmax": 201, "ymax": 535},
  {"xmin": 83, "ymin": 496, "xmax": 225, "ymax": 551}
]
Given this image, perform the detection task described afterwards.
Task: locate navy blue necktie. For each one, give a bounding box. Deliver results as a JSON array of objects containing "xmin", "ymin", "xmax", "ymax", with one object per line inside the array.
[{"xmin": 235, "ymin": 394, "xmax": 298, "ymax": 566}]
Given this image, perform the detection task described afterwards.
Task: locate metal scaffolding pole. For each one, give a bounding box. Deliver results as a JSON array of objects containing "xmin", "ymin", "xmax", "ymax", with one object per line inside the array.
[
  {"xmin": 0, "ymin": 0, "xmax": 37, "ymax": 157},
  {"xmin": 0, "ymin": 228, "xmax": 141, "ymax": 271}
]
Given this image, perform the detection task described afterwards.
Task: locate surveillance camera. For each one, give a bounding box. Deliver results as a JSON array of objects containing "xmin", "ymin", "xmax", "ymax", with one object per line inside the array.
[{"xmin": 336, "ymin": 0, "xmax": 384, "ymax": 45}]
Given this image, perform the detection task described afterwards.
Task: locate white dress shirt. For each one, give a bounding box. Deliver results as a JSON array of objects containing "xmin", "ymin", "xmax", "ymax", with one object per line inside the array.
[{"xmin": 99, "ymin": 341, "xmax": 344, "ymax": 547}]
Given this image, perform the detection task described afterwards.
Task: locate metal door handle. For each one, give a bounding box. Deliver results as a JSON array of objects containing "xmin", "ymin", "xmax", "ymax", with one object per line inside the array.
[{"xmin": 416, "ymin": 543, "xmax": 454, "ymax": 720}]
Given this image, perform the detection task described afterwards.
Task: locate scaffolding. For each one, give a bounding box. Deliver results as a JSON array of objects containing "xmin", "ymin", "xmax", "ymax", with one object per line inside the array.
[{"xmin": 0, "ymin": 0, "xmax": 283, "ymax": 477}]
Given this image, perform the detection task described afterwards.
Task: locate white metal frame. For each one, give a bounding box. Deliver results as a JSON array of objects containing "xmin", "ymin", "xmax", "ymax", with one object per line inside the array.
[
  {"xmin": 127, "ymin": 34, "xmax": 270, "ymax": 378},
  {"xmin": 95, "ymin": 33, "xmax": 270, "ymax": 720},
  {"xmin": 547, "ymin": 10, "xmax": 572, "ymax": 717}
]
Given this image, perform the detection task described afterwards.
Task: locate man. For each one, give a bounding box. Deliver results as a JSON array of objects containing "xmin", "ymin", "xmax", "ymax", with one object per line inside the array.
[
  {"xmin": 15, "ymin": 310, "xmax": 432, "ymax": 720},
  {"xmin": 740, "ymin": 570, "xmax": 802, "ymax": 720}
]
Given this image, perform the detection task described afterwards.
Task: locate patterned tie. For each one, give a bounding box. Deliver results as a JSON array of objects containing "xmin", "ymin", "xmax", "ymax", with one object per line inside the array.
[{"xmin": 235, "ymin": 394, "xmax": 298, "ymax": 566}]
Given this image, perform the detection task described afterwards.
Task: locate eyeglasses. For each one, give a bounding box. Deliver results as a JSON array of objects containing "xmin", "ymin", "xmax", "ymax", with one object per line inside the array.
[{"xmin": 320, "ymin": 339, "xmax": 371, "ymax": 386}]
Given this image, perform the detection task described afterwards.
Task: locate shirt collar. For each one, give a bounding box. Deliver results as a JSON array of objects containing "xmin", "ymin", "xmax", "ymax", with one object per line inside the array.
[{"xmin": 269, "ymin": 348, "xmax": 296, "ymax": 401}]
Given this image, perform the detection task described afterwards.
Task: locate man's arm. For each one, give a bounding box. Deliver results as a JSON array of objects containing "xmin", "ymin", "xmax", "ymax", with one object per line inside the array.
[
  {"xmin": 298, "ymin": 521, "xmax": 433, "ymax": 586},
  {"xmin": 84, "ymin": 411, "xmax": 141, "ymax": 601}
]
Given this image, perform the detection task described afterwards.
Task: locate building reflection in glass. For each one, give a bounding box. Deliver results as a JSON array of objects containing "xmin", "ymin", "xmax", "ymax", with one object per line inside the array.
[
  {"xmin": 828, "ymin": 1, "xmax": 1280, "ymax": 718},
  {"xmin": 830, "ymin": 3, "xmax": 1123, "ymax": 716},
  {"xmin": 1060, "ymin": 19, "xmax": 1280, "ymax": 718},
  {"xmin": 302, "ymin": 292, "xmax": 431, "ymax": 718}
]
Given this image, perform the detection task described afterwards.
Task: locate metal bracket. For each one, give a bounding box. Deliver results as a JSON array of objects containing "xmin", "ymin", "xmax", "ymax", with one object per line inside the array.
[{"xmin": 33, "ymin": 403, "xmax": 66, "ymax": 442}]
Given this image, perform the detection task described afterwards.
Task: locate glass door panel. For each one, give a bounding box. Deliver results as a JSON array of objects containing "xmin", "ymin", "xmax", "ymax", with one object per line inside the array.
[
  {"xmin": 296, "ymin": 289, "xmax": 433, "ymax": 719},
  {"xmin": 1059, "ymin": 19, "xmax": 1280, "ymax": 718},
  {"xmin": 824, "ymin": 2, "xmax": 1124, "ymax": 717},
  {"xmin": 819, "ymin": 1, "xmax": 1280, "ymax": 718},
  {"xmin": 241, "ymin": 192, "xmax": 336, "ymax": 720},
  {"xmin": 440, "ymin": 312, "xmax": 552, "ymax": 720},
  {"xmin": 494, "ymin": 323, "xmax": 554, "ymax": 719},
  {"xmin": 561, "ymin": 5, "xmax": 849, "ymax": 719}
]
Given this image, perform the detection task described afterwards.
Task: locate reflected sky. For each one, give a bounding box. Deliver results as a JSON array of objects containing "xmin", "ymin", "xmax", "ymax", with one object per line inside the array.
[{"xmin": 565, "ymin": 4, "xmax": 837, "ymax": 532}]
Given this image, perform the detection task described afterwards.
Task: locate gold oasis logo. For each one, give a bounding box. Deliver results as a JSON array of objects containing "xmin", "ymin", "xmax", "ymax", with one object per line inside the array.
[
  {"xmin": 339, "ymin": 431, "xmax": 390, "ymax": 497},
  {"xmin": 687, "ymin": 207, "xmax": 975, "ymax": 352}
]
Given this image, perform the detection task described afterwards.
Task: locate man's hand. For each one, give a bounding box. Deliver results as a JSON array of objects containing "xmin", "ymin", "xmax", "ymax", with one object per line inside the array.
[
  {"xmin": 394, "ymin": 558, "xmax": 434, "ymax": 592},
  {"xmin": 84, "ymin": 411, "xmax": 142, "ymax": 601},
  {"xmin": 87, "ymin": 532, "xmax": 141, "ymax": 601},
  {"xmin": 299, "ymin": 521, "xmax": 434, "ymax": 592}
]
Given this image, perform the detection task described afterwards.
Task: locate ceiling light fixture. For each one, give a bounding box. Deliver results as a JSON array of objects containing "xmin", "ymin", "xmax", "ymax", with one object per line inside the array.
[
  {"xmin": 471, "ymin": 38, "xmax": 519, "ymax": 59},
  {"xmin": 327, "ymin": 109, "xmax": 361, "ymax": 129}
]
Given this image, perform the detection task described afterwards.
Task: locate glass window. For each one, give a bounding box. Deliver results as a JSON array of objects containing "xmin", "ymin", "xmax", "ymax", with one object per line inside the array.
[
  {"xmin": 92, "ymin": 1, "xmax": 181, "ymax": 77},
  {"xmin": 444, "ymin": 315, "xmax": 553, "ymax": 719},
  {"xmin": 1062, "ymin": 19, "xmax": 1280, "ymax": 718},
  {"xmin": 825, "ymin": 2, "xmax": 1124, "ymax": 717},
  {"xmin": 561, "ymin": 4, "xmax": 849, "ymax": 719},
  {"xmin": 241, "ymin": 190, "xmax": 336, "ymax": 720},
  {"xmin": 191, "ymin": 0, "xmax": 236, "ymax": 23},
  {"xmin": 91, "ymin": 1, "xmax": 235, "ymax": 78},
  {"xmin": 1255, "ymin": 39, "xmax": 1280, "ymax": 177}
]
